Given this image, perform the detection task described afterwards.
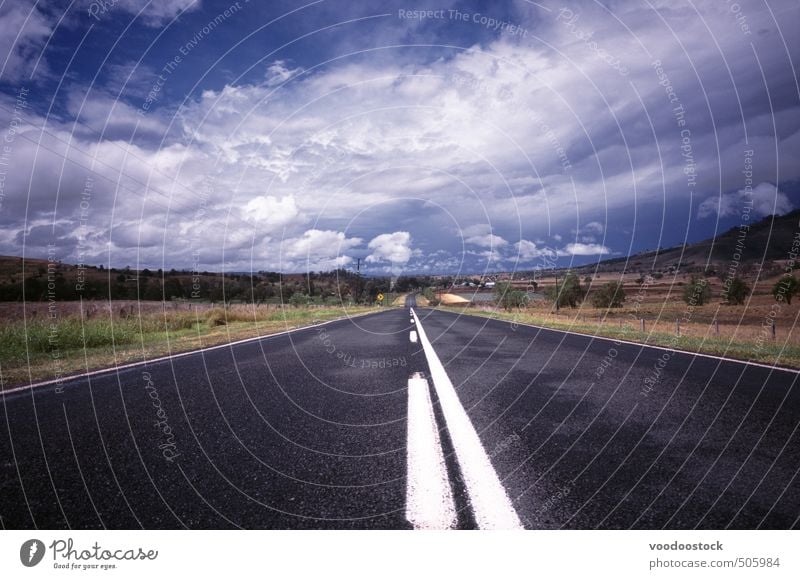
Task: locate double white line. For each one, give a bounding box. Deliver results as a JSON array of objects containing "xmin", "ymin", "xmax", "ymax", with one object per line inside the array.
[{"xmin": 405, "ymin": 308, "xmax": 523, "ymax": 530}]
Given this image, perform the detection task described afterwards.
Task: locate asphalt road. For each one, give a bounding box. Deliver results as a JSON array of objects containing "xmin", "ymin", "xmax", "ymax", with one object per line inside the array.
[{"xmin": 1, "ymin": 307, "xmax": 798, "ymax": 529}]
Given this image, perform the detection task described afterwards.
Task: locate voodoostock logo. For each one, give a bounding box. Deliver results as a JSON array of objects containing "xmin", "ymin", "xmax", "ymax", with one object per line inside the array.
[{"xmin": 19, "ymin": 539, "xmax": 46, "ymax": 567}]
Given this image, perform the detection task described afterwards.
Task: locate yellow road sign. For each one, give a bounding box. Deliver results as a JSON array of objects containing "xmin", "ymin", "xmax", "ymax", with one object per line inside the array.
[{"xmin": 377, "ymin": 293, "xmax": 384, "ymax": 301}]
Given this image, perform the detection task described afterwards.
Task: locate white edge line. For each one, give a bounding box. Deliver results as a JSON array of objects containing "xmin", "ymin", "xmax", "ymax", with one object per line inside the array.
[
  {"xmin": 431, "ymin": 307, "xmax": 800, "ymax": 376},
  {"xmin": 411, "ymin": 308, "xmax": 524, "ymax": 530},
  {"xmin": 2, "ymin": 309, "xmax": 385, "ymax": 396},
  {"xmin": 405, "ymin": 373, "xmax": 457, "ymax": 530}
]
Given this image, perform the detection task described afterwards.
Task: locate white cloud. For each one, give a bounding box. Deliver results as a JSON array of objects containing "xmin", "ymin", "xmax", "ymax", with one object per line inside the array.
[
  {"xmin": 697, "ymin": 182, "xmax": 793, "ymax": 219},
  {"xmin": 366, "ymin": 231, "xmax": 413, "ymax": 264},
  {"xmin": 514, "ymin": 239, "xmax": 551, "ymax": 261},
  {"xmin": 281, "ymin": 229, "xmax": 362, "ymax": 269},
  {"xmin": 0, "ymin": 2, "xmax": 52, "ymax": 81},
  {"xmin": 465, "ymin": 233, "xmax": 508, "ymax": 248},
  {"xmin": 558, "ymin": 243, "xmax": 611, "ymax": 256},
  {"xmin": 1, "ymin": 0, "xmax": 798, "ymax": 274},
  {"xmin": 112, "ymin": 0, "xmax": 201, "ymax": 26},
  {"xmin": 243, "ymin": 195, "xmax": 301, "ymax": 230},
  {"xmin": 265, "ymin": 60, "xmax": 303, "ymax": 87}
]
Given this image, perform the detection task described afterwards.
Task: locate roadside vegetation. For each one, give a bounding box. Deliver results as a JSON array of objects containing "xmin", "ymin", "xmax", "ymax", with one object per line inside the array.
[
  {"xmin": 440, "ymin": 303, "xmax": 800, "ymax": 368},
  {"xmin": 437, "ymin": 270, "xmax": 800, "ymax": 369},
  {"xmin": 0, "ymin": 302, "xmax": 382, "ymax": 388}
]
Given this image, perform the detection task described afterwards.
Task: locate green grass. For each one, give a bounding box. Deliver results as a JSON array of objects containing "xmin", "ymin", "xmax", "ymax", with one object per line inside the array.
[{"xmin": 0, "ymin": 305, "xmax": 383, "ymax": 388}]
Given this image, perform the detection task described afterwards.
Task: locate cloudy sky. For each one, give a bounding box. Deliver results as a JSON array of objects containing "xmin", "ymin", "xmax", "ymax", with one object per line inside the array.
[{"xmin": 0, "ymin": 0, "xmax": 797, "ymax": 275}]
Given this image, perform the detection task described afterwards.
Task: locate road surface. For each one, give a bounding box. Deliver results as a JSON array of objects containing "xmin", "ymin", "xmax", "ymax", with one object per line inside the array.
[{"xmin": 1, "ymin": 307, "xmax": 798, "ymax": 529}]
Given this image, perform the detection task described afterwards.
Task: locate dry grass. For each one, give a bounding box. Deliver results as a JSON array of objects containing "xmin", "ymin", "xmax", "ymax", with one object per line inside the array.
[
  {"xmin": 441, "ymin": 298, "xmax": 800, "ymax": 369},
  {"xmin": 0, "ymin": 301, "xmax": 382, "ymax": 388}
]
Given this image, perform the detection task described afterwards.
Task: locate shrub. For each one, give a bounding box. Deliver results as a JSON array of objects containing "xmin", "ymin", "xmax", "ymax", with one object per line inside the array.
[
  {"xmin": 725, "ymin": 277, "xmax": 750, "ymax": 305},
  {"xmin": 493, "ymin": 282, "xmax": 528, "ymax": 310},
  {"xmin": 773, "ymin": 275, "xmax": 798, "ymax": 304},
  {"xmin": 683, "ymin": 276, "xmax": 711, "ymax": 305},
  {"xmin": 289, "ymin": 293, "xmax": 311, "ymax": 308},
  {"xmin": 591, "ymin": 281, "xmax": 626, "ymax": 308},
  {"xmin": 546, "ymin": 273, "xmax": 585, "ymax": 308}
]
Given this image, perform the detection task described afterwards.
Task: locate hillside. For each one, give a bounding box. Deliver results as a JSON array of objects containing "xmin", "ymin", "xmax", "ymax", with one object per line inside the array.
[{"xmin": 565, "ymin": 210, "xmax": 800, "ymax": 276}]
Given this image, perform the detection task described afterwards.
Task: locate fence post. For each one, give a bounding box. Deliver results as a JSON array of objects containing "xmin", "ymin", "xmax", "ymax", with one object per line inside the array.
[
  {"xmin": 640, "ymin": 318, "xmax": 645, "ymax": 332},
  {"xmin": 676, "ymin": 319, "xmax": 681, "ymax": 337},
  {"xmin": 772, "ymin": 319, "xmax": 776, "ymax": 340},
  {"xmin": 714, "ymin": 319, "xmax": 719, "ymax": 335}
]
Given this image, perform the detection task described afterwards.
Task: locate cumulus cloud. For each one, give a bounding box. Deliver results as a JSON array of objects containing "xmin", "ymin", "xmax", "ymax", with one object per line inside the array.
[
  {"xmin": 514, "ymin": 239, "xmax": 554, "ymax": 261},
  {"xmin": 558, "ymin": 243, "xmax": 611, "ymax": 257},
  {"xmin": 366, "ymin": 232, "xmax": 413, "ymax": 264},
  {"xmin": 465, "ymin": 233, "xmax": 508, "ymax": 248},
  {"xmin": 697, "ymin": 182, "xmax": 793, "ymax": 219},
  {"xmin": 243, "ymin": 195, "xmax": 301, "ymax": 230},
  {"xmin": 281, "ymin": 229, "xmax": 362, "ymax": 270},
  {"xmin": 0, "ymin": 0, "xmax": 797, "ymax": 273},
  {"xmin": 265, "ymin": 60, "xmax": 303, "ymax": 87}
]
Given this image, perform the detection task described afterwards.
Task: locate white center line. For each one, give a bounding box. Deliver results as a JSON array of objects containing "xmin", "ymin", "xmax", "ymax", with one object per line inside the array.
[
  {"xmin": 410, "ymin": 308, "xmax": 524, "ymax": 529},
  {"xmin": 405, "ymin": 372, "xmax": 457, "ymax": 529}
]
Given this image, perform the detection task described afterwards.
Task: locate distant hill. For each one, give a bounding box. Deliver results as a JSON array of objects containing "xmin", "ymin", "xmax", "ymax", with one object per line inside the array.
[{"xmin": 564, "ymin": 210, "xmax": 800, "ymax": 276}]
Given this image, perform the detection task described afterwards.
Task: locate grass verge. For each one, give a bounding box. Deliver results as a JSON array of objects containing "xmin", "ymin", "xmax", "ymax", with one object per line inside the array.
[
  {"xmin": 0, "ymin": 304, "xmax": 384, "ymax": 389},
  {"xmin": 436, "ymin": 306, "xmax": 800, "ymax": 370}
]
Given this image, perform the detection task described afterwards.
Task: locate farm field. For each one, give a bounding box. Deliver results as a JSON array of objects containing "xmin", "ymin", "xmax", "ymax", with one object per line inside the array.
[{"xmin": 443, "ymin": 273, "xmax": 800, "ymax": 368}]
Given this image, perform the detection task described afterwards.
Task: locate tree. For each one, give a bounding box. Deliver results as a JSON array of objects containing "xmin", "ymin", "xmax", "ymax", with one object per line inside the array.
[
  {"xmin": 289, "ymin": 293, "xmax": 311, "ymax": 307},
  {"xmin": 591, "ymin": 281, "xmax": 626, "ymax": 308},
  {"xmin": 547, "ymin": 273, "xmax": 585, "ymax": 308},
  {"xmin": 683, "ymin": 276, "xmax": 712, "ymax": 305},
  {"xmin": 422, "ymin": 287, "xmax": 439, "ymax": 306},
  {"xmin": 726, "ymin": 276, "xmax": 750, "ymax": 305},
  {"xmin": 493, "ymin": 282, "xmax": 527, "ymax": 311},
  {"xmin": 773, "ymin": 275, "xmax": 799, "ymax": 304}
]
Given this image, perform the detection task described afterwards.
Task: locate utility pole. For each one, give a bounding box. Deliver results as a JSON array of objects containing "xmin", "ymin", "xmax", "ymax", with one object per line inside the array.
[{"xmin": 554, "ymin": 272, "xmax": 559, "ymax": 312}]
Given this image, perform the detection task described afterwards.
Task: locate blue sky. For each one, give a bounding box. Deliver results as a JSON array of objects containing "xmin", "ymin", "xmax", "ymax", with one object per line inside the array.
[{"xmin": 0, "ymin": 0, "xmax": 798, "ymax": 275}]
